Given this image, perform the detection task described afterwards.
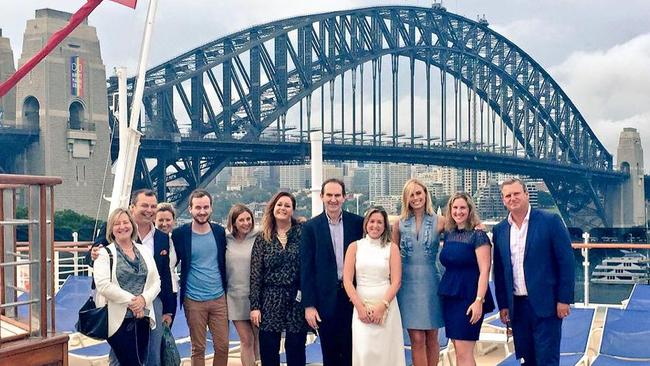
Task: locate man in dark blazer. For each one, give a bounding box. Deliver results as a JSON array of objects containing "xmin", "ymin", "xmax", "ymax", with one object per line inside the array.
[
  {"xmin": 88, "ymin": 189, "xmax": 175, "ymax": 366},
  {"xmin": 301, "ymin": 178, "xmax": 364, "ymax": 366},
  {"xmin": 492, "ymin": 178, "xmax": 575, "ymax": 366},
  {"xmin": 171, "ymin": 189, "xmax": 228, "ymax": 366}
]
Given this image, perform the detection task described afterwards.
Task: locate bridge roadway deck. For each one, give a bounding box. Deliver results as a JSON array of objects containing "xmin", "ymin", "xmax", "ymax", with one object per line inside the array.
[
  {"xmin": 0, "ymin": 126, "xmax": 39, "ymax": 149},
  {"xmin": 123, "ymin": 137, "xmax": 627, "ymax": 183}
]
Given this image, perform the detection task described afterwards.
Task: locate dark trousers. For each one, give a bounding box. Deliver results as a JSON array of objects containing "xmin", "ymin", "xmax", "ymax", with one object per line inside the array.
[
  {"xmin": 107, "ymin": 317, "xmax": 150, "ymax": 366},
  {"xmin": 319, "ymin": 287, "xmax": 353, "ymax": 366},
  {"xmin": 259, "ymin": 330, "xmax": 306, "ymax": 366},
  {"xmin": 512, "ymin": 296, "xmax": 562, "ymax": 366}
]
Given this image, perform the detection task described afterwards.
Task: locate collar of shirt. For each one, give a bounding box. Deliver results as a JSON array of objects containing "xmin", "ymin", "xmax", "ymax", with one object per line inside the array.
[
  {"xmin": 507, "ymin": 205, "xmax": 531, "ymax": 229},
  {"xmin": 139, "ymin": 222, "xmax": 156, "ymax": 250},
  {"xmin": 326, "ymin": 211, "xmax": 343, "ymax": 225}
]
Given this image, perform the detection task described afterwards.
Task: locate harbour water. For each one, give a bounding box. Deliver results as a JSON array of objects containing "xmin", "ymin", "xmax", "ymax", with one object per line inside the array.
[{"xmin": 573, "ymin": 249, "xmax": 649, "ymax": 304}]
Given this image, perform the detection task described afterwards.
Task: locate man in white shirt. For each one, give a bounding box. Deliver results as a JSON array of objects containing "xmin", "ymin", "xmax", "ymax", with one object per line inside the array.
[{"xmin": 492, "ymin": 178, "xmax": 575, "ymax": 366}]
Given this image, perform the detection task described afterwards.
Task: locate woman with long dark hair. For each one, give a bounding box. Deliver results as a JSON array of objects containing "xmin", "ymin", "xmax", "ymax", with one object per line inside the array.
[{"xmin": 249, "ymin": 192, "xmax": 307, "ymax": 366}]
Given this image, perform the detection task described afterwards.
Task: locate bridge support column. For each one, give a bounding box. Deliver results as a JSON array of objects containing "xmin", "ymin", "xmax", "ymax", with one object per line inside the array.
[
  {"xmin": 605, "ymin": 128, "xmax": 646, "ymax": 227},
  {"xmin": 15, "ymin": 9, "xmax": 111, "ymax": 217}
]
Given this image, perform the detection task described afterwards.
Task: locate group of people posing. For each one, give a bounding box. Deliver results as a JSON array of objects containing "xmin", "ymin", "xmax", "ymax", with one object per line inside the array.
[{"xmin": 89, "ymin": 176, "xmax": 575, "ymax": 366}]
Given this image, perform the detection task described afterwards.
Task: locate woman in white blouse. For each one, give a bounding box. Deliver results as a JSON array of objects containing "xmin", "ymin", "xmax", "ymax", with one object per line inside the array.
[{"xmin": 94, "ymin": 208, "xmax": 161, "ymax": 366}]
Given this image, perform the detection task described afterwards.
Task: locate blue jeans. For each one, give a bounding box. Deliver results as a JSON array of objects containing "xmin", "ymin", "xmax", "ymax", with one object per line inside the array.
[{"xmin": 146, "ymin": 296, "xmax": 164, "ymax": 366}]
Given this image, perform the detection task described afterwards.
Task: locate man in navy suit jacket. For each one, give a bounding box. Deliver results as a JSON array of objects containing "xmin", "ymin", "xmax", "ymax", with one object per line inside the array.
[
  {"xmin": 301, "ymin": 179, "xmax": 364, "ymax": 366},
  {"xmin": 492, "ymin": 178, "xmax": 575, "ymax": 366}
]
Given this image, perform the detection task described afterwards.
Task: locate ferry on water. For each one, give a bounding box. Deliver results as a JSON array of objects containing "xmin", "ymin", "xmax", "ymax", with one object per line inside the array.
[{"xmin": 591, "ymin": 250, "xmax": 650, "ymax": 285}]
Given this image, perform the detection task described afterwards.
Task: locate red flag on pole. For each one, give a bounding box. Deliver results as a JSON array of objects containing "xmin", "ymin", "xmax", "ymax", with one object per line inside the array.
[
  {"xmin": 0, "ymin": 0, "xmax": 104, "ymax": 98},
  {"xmin": 110, "ymin": 0, "xmax": 137, "ymax": 9}
]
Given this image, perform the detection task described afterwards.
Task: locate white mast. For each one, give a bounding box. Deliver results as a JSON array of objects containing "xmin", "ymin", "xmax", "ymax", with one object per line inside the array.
[
  {"xmin": 107, "ymin": 0, "xmax": 159, "ymax": 217},
  {"xmin": 310, "ymin": 131, "xmax": 323, "ymax": 217}
]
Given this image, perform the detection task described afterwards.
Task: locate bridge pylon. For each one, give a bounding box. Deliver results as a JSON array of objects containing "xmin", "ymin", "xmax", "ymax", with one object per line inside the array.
[
  {"xmin": 14, "ymin": 9, "xmax": 112, "ymax": 217},
  {"xmin": 605, "ymin": 128, "xmax": 646, "ymax": 228}
]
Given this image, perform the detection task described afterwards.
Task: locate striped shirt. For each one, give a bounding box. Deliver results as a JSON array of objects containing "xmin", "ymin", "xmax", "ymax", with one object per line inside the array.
[{"xmin": 508, "ymin": 205, "xmax": 531, "ymax": 296}]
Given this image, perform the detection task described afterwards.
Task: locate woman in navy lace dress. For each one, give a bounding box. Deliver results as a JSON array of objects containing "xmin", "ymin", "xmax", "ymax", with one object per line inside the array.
[{"xmin": 438, "ymin": 192, "xmax": 495, "ymax": 366}]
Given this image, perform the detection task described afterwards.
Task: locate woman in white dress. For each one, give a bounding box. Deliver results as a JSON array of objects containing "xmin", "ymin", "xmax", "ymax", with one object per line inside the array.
[{"xmin": 343, "ymin": 207, "xmax": 405, "ymax": 366}]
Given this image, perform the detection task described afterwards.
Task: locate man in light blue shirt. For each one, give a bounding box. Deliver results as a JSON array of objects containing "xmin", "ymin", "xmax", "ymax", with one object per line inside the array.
[{"xmin": 172, "ymin": 189, "xmax": 228, "ymax": 366}]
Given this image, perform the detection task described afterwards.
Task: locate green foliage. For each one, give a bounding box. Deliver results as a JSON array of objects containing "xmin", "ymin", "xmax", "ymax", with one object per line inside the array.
[
  {"xmin": 15, "ymin": 206, "xmax": 28, "ymax": 219},
  {"xmin": 13, "ymin": 208, "xmax": 102, "ymax": 241},
  {"xmin": 54, "ymin": 209, "xmax": 103, "ymax": 241}
]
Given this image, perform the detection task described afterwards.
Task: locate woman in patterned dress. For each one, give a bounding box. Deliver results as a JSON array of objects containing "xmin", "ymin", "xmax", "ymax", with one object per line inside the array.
[{"xmin": 249, "ymin": 192, "xmax": 307, "ymax": 366}]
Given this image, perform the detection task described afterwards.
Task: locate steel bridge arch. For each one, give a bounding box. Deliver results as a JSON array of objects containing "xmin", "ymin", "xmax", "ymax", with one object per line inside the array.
[{"xmin": 109, "ymin": 5, "xmax": 622, "ymax": 227}]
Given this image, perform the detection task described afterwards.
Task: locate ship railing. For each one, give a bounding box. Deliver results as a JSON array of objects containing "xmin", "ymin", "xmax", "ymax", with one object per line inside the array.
[
  {"xmin": 0, "ymin": 174, "xmax": 62, "ymax": 345},
  {"xmin": 15, "ymin": 238, "xmax": 92, "ymax": 290},
  {"xmin": 572, "ymin": 234, "xmax": 650, "ymax": 306}
]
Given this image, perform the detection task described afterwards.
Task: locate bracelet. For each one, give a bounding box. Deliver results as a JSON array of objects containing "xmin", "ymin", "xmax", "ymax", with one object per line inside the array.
[
  {"xmin": 475, "ymin": 296, "xmax": 484, "ymax": 303},
  {"xmin": 382, "ymin": 300, "xmax": 390, "ymax": 309}
]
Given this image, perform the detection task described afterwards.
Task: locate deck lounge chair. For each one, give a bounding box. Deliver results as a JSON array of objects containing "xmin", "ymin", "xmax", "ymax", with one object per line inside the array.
[
  {"xmin": 497, "ymin": 307, "xmax": 596, "ymax": 366},
  {"xmin": 626, "ymin": 284, "xmax": 650, "ymax": 311},
  {"xmin": 591, "ymin": 308, "xmax": 650, "ymax": 365}
]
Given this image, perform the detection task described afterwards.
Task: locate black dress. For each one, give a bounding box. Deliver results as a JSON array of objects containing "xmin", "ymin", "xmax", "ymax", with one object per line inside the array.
[
  {"xmin": 438, "ymin": 229, "xmax": 495, "ymax": 340},
  {"xmin": 249, "ymin": 224, "xmax": 307, "ymax": 333}
]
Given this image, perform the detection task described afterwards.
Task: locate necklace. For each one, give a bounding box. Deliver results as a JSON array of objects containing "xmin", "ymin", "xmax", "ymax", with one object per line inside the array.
[{"xmin": 277, "ymin": 232, "xmax": 288, "ymax": 246}]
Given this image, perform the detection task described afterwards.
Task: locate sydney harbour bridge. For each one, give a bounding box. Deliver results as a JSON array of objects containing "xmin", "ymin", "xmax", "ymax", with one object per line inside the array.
[
  {"xmin": 0, "ymin": 5, "xmax": 630, "ymax": 228},
  {"xmin": 106, "ymin": 5, "xmax": 625, "ymax": 229}
]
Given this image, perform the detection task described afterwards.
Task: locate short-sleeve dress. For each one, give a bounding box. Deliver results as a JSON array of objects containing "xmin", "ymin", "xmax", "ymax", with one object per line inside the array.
[{"xmin": 438, "ymin": 229, "xmax": 495, "ymax": 340}]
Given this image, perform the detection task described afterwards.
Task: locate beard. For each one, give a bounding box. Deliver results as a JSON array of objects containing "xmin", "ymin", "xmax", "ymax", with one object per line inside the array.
[{"xmin": 192, "ymin": 214, "xmax": 211, "ymax": 225}]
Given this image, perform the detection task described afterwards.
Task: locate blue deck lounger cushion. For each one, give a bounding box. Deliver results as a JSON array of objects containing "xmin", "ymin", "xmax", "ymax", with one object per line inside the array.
[
  {"xmin": 597, "ymin": 308, "xmax": 650, "ymax": 360},
  {"xmin": 497, "ymin": 307, "xmax": 595, "ymax": 366},
  {"xmin": 627, "ymin": 284, "xmax": 650, "ymax": 312}
]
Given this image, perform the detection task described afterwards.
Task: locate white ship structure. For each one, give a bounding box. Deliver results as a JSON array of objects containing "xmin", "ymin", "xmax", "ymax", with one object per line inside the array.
[{"xmin": 591, "ymin": 250, "xmax": 650, "ymax": 284}]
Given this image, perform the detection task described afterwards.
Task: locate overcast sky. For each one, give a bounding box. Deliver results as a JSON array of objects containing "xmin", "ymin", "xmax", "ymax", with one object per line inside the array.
[{"xmin": 2, "ymin": 0, "xmax": 649, "ymax": 170}]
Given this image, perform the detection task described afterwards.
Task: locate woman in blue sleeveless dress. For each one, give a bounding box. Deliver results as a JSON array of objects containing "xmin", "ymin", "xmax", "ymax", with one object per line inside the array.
[
  {"xmin": 392, "ymin": 178, "xmax": 445, "ymax": 366},
  {"xmin": 438, "ymin": 192, "xmax": 494, "ymax": 366}
]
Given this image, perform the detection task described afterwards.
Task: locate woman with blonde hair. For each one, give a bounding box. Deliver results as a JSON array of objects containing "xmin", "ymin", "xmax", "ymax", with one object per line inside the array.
[
  {"xmin": 343, "ymin": 207, "xmax": 405, "ymax": 366},
  {"xmin": 94, "ymin": 208, "xmax": 161, "ymax": 366},
  {"xmin": 438, "ymin": 192, "xmax": 495, "ymax": 366},
  {"xmin": 155, "ymin": 202, "xmax": 180, "ymax": 325},
  {"xmin": 392, "ymin": 178, "xmax": 445, "ymax": 366},
  {"xmin": 249, "ymin": 192, "xmax": 307, "ymax": 366},
  {"xmin": 226, "ymin": 203, "xmax": 260, "ymax": 366}
]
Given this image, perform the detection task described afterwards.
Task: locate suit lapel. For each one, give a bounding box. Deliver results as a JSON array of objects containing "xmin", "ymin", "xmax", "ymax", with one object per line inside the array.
[
  {"xmin": 152, "ymin": 230, "xmax": 160, "ymax": 255},
  {"xmin": 319, "ymin": 213, "xmax": 336, "ymax": 263},
  {"xmin": 184, "ymin": 224, "xmax": 193, "ymax": 261},
  {"xmin": 500, "ymin": 220, "xmax": 512, "ymax": 267},
  {"xmin": 210, "ymin": 223, "xmax": 220, "ymax": 250},
  {"xmin": 342, "ymin": 211, "xmax": 354, "ymax": 252},
  {"xmin": 523, "ymin": 209, "xmax": 537, "ymax": 260}
]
